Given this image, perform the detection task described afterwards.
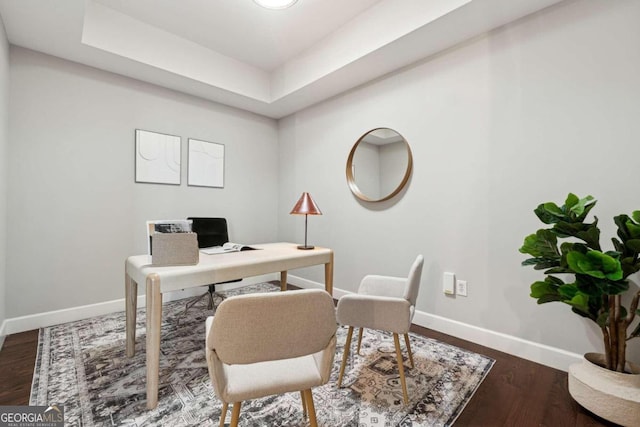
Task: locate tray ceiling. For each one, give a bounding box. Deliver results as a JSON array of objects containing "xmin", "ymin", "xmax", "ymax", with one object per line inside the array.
[{"xmin": 0, "ymin": 0, "xmax": 565, "ymax": 118}]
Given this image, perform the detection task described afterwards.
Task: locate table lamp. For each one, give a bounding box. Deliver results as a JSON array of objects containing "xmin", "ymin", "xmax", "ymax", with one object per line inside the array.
[{"xmin": 290, "ymin": 192, "xmax": 322, "ymax": 250}]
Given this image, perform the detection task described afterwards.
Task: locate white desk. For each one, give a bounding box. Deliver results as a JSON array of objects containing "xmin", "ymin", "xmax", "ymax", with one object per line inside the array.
[{"xmin": 124, "ymin": 242, "xmax": 334, "ymax": 409}]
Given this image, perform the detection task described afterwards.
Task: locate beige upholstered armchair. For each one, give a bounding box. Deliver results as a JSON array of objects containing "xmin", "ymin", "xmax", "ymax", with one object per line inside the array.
[
  {"xmin": 205, "ymin": 289, "xmax": 337, "ymax": 427},
  {"xmin": 336, "ymin": 255, "xmax": 424, "ymax": 404}
]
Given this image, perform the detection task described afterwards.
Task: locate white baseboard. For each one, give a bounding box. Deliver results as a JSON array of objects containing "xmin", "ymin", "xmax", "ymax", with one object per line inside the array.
[
  {"xmin": 411, "ymin": 311, "xmax": 583, "ymax": 372},
  {"xmin": 3, "ymin": 274, "xmax": 277, "ymax": 335},
  {"xmin": 0, "ymin": 319, "xmax": 6, "ymax": 351},
  {"xmin": 287, "ymin": 274, "xmax": 582, "ymax": 372}
]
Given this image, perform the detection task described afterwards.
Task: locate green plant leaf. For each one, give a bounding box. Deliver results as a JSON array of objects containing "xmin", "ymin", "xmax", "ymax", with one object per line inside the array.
[
  {"xmin": 558, "ymin": 283, "xmax": 577, "ymax": 300},
  {"xmin": 544, "ymin": 267, "xmax": 572, "ymax": 274},
  {"xmin": 604, "ymin": 250, "xmax": 621, "ymax": 260},
  {"xmin": 519, "ymin": 230, "xmax": 559, "ymax": 258},
  {"xmin": 571, "ymin": 306, "xmax": 593, "ymax": 319},
  {"xmin": 546, "ymin": 275, "xmax": 565, "ymax": 285},
  {"xmin": 534, "ymin": 259, "xmax": 560, "ymax": 270},
  {"xmin": 534, "ymin": 203, "xmax": 563, "ymax": 224},
  {"xmin": 597, "ymin": 279, "xmax": 629, "ymax": 295},
  {"xmin": 521, "ymin": 257, "xmax": 559, "ymax": 269},
  {"xmin": 596, "ymin": 311, "xmax": 609, "ymax": 328},
  {"xmin": 620, "ymin": 257, "xmax": 640, "ymax": 279},
  {"xmin": 568, "ymin": 194, "xmax": 595, "ymax": 218},
  {"xmin": 537, "ymin": 294, "xmax": 564, "ymax": 304},
  {"xmin": 575, "ymin": 225, "xmax": 601, "ymax": 250},
  {"xmin": 619, "ymin": 306, "xmax": 628, "ymax": 319},
  {"xmin": 615, "ymin": 214, "xmax": 640, "ymax": 242},
  {"xmin": 552, "ymin": 221, "xmax": 579, "ymax": 238},
  {"xmin": 577, "ymin": 199, "xmax": 597, "ymax": 222},
  {"xmin": 612, "ymin": 237, "xmax": 625, "ymax": 253},
  {"xmin": 573, "ymin": 275, "xmax": 603, "ymax": 299},
  {"xmin": 561, "ymin": 242, "xmax": 588, "ymax": 254},
  {"xmin": 530, "ymin": 280, "xmax": 558, "ymax": 299},
  {"xmin": 544, "ymin": 202, "xmax": 564, "ymax": 216},
  {"xmin": 552, "ymin": 219, "xmax": 600, "ymax": 249},
  {"xmin": 566, "ymin": 292, "xmax": 589, "ymax": 311},
  {"xmin": 566, "ymin": 250, "xmax": 623, "ymax": 281},
  {"xmin": 614, "ymin": 215, "xmax": 631, "ymax": 242},
  {"xmin": 626, "ymin": 239, "xmax": 640, "ymax": 253},
  {"xmin": 530, "ymin": 276, "xmax": 570, "ymax": 305},
  {"xmin": 632, "ymin": 210, "xmax": 640, "ymax": 224},
  {"xmin": 564, "ymin": 193, "xmax": 579, "ymax": 210},
  {"xmin": 627, "ymin": 221, "xmax": 640, "ymax": 239},
  {"xmin": 522, "ymin": 258, "xmax": 560, "ymax": 270},
  {"xmin": 567, "ymin": 251, "xmax": 603, "ymax": 277},
  {"xmin": 613, "ymin": 215, "xmax": 640, "ymax": 279}
]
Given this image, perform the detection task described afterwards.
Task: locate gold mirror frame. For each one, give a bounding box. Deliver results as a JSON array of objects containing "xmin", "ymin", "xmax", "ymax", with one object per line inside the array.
[{"xmin": 345, "ymin": 127, "xmax": 413, "ymax": 202}]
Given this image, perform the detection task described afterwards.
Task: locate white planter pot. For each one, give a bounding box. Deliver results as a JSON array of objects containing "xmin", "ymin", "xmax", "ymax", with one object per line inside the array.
[{"xmin": 568, "ymin": 352, "xmax": 640, "ymax": 427}]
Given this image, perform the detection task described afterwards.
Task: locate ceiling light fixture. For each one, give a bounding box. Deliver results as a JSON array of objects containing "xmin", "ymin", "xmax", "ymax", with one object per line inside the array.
[{"xmin": 253, "ymin": 0, "xmax": 298, "ymax": 10}]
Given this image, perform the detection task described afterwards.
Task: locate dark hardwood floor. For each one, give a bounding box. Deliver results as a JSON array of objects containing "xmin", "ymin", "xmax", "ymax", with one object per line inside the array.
[
  {"xmin": 0, "ymin": 329, "xmax": 39, "ymax": 406},
  {"xmin": 409, "ymin": 324, "xmax": 616, "ymax": 426},
  {"xmin": 0, "ymin": 300, "xmax": 618, "ymax": 426}
]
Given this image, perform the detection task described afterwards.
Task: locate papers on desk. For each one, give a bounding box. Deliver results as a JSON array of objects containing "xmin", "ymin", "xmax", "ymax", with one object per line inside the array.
[
  {"xmin": 146, "ymin": 219, "xmax": 193, "ymax": 255},
  {"xmin": 201, "ymin": 242, "xmax": 257, "ymax": 255}
]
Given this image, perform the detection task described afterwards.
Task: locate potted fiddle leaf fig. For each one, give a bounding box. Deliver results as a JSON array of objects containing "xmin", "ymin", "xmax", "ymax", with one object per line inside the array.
[{"xmin": 519, "ymin": 193, "xmax": 640, "ymax": 426}]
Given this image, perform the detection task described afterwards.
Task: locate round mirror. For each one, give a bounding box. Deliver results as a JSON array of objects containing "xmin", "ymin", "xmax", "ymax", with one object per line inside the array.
[{"xmin": 346, "ymin": 128, "xmax": 413, "ymax": 202}]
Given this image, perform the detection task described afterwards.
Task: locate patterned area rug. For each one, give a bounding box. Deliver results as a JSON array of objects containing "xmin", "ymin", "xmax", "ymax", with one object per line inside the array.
[{"xmin": 30, "ymin": 283, "xmax": 494, "ymax": 426}]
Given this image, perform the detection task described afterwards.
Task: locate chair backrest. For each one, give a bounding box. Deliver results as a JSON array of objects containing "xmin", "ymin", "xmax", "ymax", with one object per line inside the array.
[
  {"xmin": 188, "ymin": 217, "xmax": 228, "ymax": 248},
  {"xmin": 208, "ymin": 289, "xmax": 337, "ymax": 365},
  {"xmin": 403, "ymin": 254, "xmax": 424, "ymax": 305}
]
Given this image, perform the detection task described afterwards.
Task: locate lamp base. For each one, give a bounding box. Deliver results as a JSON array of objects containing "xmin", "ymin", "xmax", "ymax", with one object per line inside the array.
[{"xmin": 297, "ymin": 245, "xmax": 315, "ymax": 250}]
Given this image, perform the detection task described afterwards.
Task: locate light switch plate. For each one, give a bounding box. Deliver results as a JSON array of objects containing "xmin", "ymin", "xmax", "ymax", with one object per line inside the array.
[{"xmin": 443, "ymin": 272, "xmax": 455, "ymax": 295}]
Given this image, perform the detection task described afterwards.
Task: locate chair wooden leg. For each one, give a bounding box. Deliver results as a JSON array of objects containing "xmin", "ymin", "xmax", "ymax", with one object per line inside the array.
[
  {"xmin": 404, "ymin": 333, "xmax": 414, "ymax": 368},
  {"xmin": 219, "ymin": 402, "xmax": 228, "ymax": 427},
  {"xmin": 230, "ymin": 402, "xmax": 242, "ymax": 427},
  {"xmin": 337, "ymin": 326, "xmax": 354, "ymax": 387},
  {"xmin": 300, "ymin": 390, "xmax": 307, "ymax": 417},
  {"xmin": 302, "ymin": 389, "xmax": 318, "ymax": 427},
  {"xmin": 356, "ymin": 327, "xmax": 364, "ymax": 355},
  {"xmin": 393, "ymin": 333, "xmax": 409, "ymax": 405}
]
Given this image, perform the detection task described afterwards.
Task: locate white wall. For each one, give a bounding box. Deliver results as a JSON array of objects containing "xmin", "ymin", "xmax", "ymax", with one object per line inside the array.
[
  {"xmin": 6, "ymin": 47, "xmax": 279, "ymax": 318},
  {"xmin": 278, "ymin": 0, "xmax": 640, "ymax": 366},
  {"xmin": 0, "ymin": 16, "xmax": 9, "ymax": 347}
]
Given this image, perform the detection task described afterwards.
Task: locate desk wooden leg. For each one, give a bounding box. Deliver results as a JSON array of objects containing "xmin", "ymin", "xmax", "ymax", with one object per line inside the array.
[
  {"xmin": 280, "ymin": 271, "xmax": 287, "ymax": 291},
  {"xmin": 325, "ymin": 251, "xmax": 334, "ymax": 296},
  {"xmin": 125, "ymin": 273, "xmax": 137, "ymax": 357},
  {"xmin": 146, "ymin": 273, "xmax": 162, "ymax": 409}
]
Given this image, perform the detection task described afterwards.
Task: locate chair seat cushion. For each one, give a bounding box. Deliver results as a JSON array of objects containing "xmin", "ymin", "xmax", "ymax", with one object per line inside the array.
[{"xmin": 220, "ymin": 354, "xmax": 324, "ymax": 402}]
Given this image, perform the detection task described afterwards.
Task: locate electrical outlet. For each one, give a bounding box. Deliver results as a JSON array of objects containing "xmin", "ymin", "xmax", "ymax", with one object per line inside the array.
[{"xmin": 456, "ymin": 280, "xmax": 468, "ymax": 297}]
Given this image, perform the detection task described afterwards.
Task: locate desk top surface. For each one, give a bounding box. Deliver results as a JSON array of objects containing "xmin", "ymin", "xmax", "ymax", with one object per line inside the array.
[{"xmin": 126, "ymin": 242, "xmax": 332, "ymax": 290}]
